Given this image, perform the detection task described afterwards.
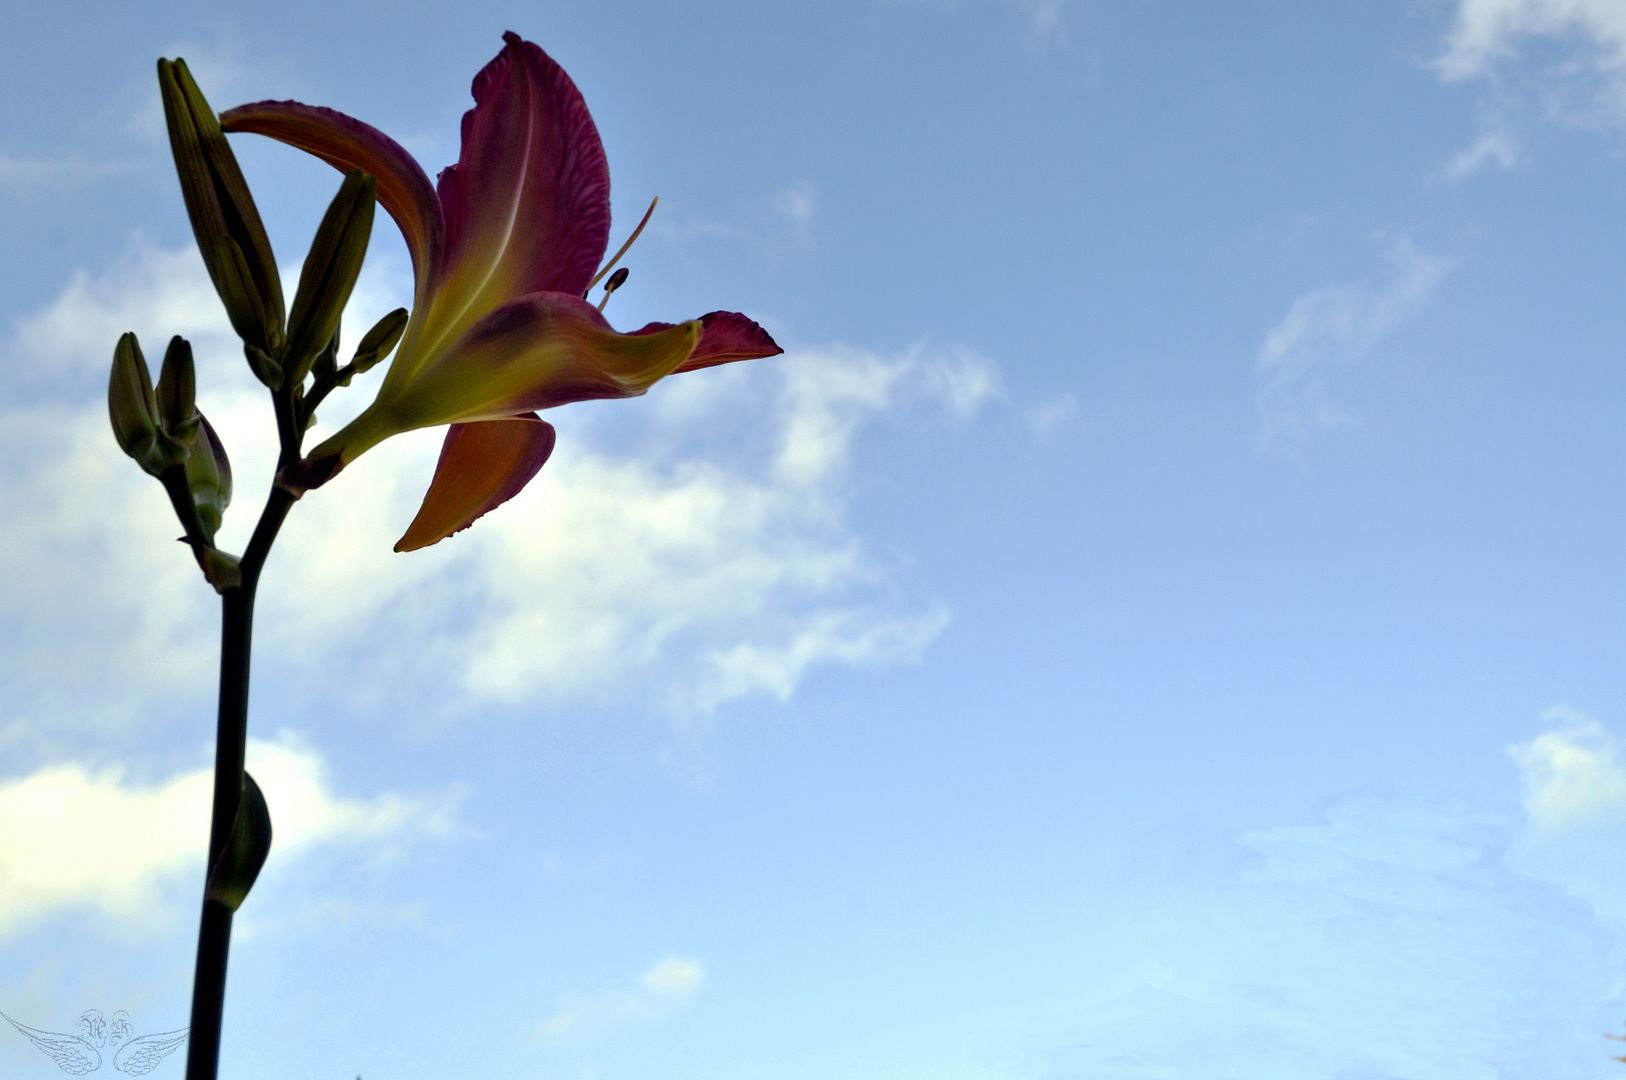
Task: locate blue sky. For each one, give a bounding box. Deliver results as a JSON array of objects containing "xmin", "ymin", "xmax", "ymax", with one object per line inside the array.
[{"xmin": 5, "ymin": 1, "xmax": 1626, "ymax": 1077}]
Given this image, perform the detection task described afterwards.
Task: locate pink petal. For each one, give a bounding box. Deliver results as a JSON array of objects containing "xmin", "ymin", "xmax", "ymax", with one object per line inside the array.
[
  {"xmin": 436, "ymin": 31, "xmax": 611, "ymax": 305},
  {"xmin": 395, "ymin": 413, "xmax": 556, "ymax": 552},
  {"xmin": 632, "ymin": 311, "xmax": 784, "ymax": 372},
  {"xmin": 221, "ymin": 101, "xmax": 443, "ymax": 295}
]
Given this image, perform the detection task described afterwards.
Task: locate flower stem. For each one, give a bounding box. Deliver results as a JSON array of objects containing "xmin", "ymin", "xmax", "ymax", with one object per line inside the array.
[{"xmin": 183, "ymin": 485, "xmax": 296, "ymax": 1080}]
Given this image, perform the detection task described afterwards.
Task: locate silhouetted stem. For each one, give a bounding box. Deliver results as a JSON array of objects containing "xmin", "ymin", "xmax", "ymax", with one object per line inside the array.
[{"xmin": 183, "ymin": 484, "xmax": 295, "ymax": 1080}]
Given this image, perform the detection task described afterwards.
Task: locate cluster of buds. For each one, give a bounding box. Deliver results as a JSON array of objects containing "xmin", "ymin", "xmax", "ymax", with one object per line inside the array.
[
  {"xmin": 108, "ymin": 333, "xmax": 237, "ymax": 584},
  {"xmin": 109, "ymin": 59, "xmax": 404, "ymax": 591}
]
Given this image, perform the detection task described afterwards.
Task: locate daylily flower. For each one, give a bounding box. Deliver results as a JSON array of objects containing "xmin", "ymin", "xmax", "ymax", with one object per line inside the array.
[{"xmin": 221, "ymin": 32, "xmax": 781, "ymax": 550}]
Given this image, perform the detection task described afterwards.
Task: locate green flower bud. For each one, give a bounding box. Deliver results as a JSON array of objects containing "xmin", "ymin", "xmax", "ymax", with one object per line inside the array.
[
  {"xmin": 186, "ymin": 414, "xmax": 233, "ymax": 540},
  {"xmin": 158, "ymin": 57, "xmax": 285, "ymax": 354},
  {"xmin": 285, "ymin": 170, "xmax": 376, "ymax": 385},
  {"xmin": 210, "ymin": 234, "xmax": 275, "ymax": 360},
  {"xmin": 109, "ymin": 333, "xmax": 158, "ymax": 460},
  {"xmin": 109, "ymin": 333, "xmax": 188, "ymax": 475},
  {"xmin": 345, "ymin": 307, "xmax": 410, "ymax": 385},
  {"xmin": 155, "ymin": 336, "xmax": 201, "ymax": 446}
]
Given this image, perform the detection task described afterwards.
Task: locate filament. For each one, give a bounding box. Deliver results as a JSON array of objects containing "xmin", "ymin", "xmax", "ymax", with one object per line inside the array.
[{"xmin": 586, "ymin": 196, "xmax": 658, "ymax": 293}]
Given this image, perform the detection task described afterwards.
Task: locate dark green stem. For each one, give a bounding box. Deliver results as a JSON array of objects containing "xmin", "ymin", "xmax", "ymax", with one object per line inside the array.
[
  {"xmin": 272, "ymin": 382, "xmax": 302, "ymax": 464},
  {"xmin": 159, "ymin": 464, "xmax": 212, "ymax": 549},
  {"xmin": 183, "ymin": 478, "xmax": 296, "ymax": 1080}
]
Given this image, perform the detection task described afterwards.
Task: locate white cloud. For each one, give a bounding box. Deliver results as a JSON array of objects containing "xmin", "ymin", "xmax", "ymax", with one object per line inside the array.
[
  {"xmin": 1509, "ymin": 704, "xmax": 1626, "ymax": 830},
  {"xmin": 1255, "ymin": 237, "xmax": 1452, "ymax": 448},
  {"xmin": 414, "ymin": 340, "xmax": 989, "ymax": 713},
  {"xmin": 245, "ymin": 733, "xmax": 457, "ymax": 852},
  {"xmin": 0, "ymin": 242, "xmax": 991, "ymax": 729},
  {"xmin": 13, "ymin": 242, "xmax": 236, "ymax": 385},
  {"xmin": 916, "ymin": 344, "xmax": 1003, "ymax": 419},
  {"xmin": 1504, "ymin": 706, "xmax": 1626, "ymax": 923},
  {"xmin": 532, "ymin": 954, "xmax": 705, "ymax": 1043},
  {"xmin": 0, "ymin": 734, "xmax": 452, "ymax": 938},
  {"xmin": 1436, "ymin": 0, "xmax": 1626, "ymax": 83},
  {"xmin": 701, "ymin": 606, "xmax": 949, "ymax": 710},
  {"xmin": 1436, "ymin": 0, "xmax": 1626, "ymax": 134}
]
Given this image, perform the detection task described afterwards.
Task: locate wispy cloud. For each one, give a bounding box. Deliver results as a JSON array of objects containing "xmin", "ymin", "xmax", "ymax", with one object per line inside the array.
[
  {"xmin": 659, "ymin": 179, "xmax": 820, "ymax": 256},
  {"xmin": 1443, "ymin": 126, "xmax": 1521, "ymax": 179},
  {"xmin": 1435, "ymin": 0, "xmax": 1626, "ymax": 147},
  {"xmin": 532, "ymin": 955, "xmax": 705, "ymax": 1043},
  {"xmin": 999, "ymin": 795, "xmax": 1619, "ymax": 1078},
  {"xmin": 0, "ymin": 734, "xmax": 454, "ymax": 938},
  {"xmin": 1023, "ymin": 0, "xmax": 1067, "ymax": 38},
  {"xmin": 0, "ymin": 242, "xmax": 995, "ymax": 730},
  {"xmin": 1025, "ymin": 393, "xmax": 1076, "ymax": 439},
  {"xmin": 0, "ymin": 155, "xmax": 136, "ymax": 188},
  {"xmin": 1436, "ymin": 0, "xmax": 1626, "ymax": 85},
  {"xmin": 1254, "ymin": 237, "xmax": 1453, "ymax": 449},
  {"xmin": 775, "ymin": 179, "xmax": 816, "ymax": 235}
]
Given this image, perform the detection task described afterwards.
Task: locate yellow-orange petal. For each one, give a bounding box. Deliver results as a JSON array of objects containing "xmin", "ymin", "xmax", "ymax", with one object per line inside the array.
[
  {"xmin": 395, "ymin": 414, "xmax": 556, "ymax": 552},
  {"xmin": 384, "ymin": 292, "xmax": 699, "ymax": 429}
]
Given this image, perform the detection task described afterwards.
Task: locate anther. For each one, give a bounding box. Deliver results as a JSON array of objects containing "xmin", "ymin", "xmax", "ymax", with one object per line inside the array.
[{"xmin": 597, "ymin": 267, "xmax": 629, "ymax": 312}]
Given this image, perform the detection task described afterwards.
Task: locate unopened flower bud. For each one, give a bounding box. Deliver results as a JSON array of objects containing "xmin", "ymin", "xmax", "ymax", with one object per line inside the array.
[
  {"xmin": 109, "ymin": 334, "xmax": 158, "ymax": 460},
  {"xmin": 155, "ymin": 336, "xmax": 201, "ymax": 446},
  {"xmin": 158, "ymin": 57, "xmax": 285, "ymax": 354},
  {"xmin": 285, "ymin": 170, "xmax": 377, "ymax": 383},
  {"xmin": 346, "ymin": 307, "xmax": 409, "ymax": 384},
  {"xmin": 186, "ymin": 414, "xmax": 233, "ymax": 540},
  {"xmin": 109, "ymin": 333, "xmax": 188, "ymax": 475}
]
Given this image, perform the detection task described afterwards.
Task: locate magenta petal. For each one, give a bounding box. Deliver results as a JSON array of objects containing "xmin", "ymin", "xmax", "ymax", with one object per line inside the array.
[
  {"xmin": 633, "ymin": 311, "xmax": 784, "ymax": 372},
  {"xmin": 222, "ymin": 101, "xmax": 443, "ymax": 291},
  {"xmin": 395, "ymin": 413, "xmax": 556, "ymax": 551},
  {"xmin": 436, "ymin": 32, "xmax": 611, "ymax": 300}
]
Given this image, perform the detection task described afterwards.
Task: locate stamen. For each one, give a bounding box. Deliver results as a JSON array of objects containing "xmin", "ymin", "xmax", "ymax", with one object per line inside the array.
[
  {"xmin": 586, "ymin": 196, "xmax": 658, "ymax": 293},
  {"xmin": 596, "ymin": 267, "xmax": 629, "ymax": 312}
]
